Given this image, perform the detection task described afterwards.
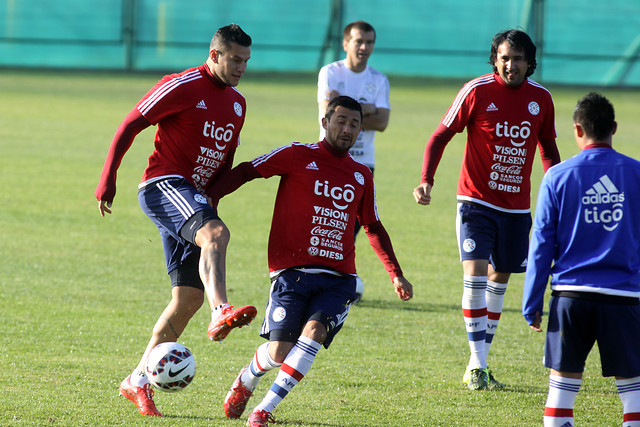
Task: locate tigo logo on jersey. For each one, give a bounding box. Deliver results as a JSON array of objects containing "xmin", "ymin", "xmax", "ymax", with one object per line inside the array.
[
  {"xmin": 582, "ymin": 175, "xmax": 624, "ymax": 231},
  {"xmin": 202, "ymin": 122, "xmax": 235, "ymax": 149},
  {"xmin": 495, "ymin": 121, "xmax": 531, "ymax": 148},
  {"xmin": 314, "ymin": 180, "xmax": 355, "ymax": 210}
]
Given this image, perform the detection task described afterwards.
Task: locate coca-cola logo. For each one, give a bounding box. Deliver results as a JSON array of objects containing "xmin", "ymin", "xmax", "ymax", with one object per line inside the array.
[
  {"xmin": 491, "ymin": 163, "xmax": 523, "ymax": 175},
  {"xmin": 310, "ymin": 226, "xmax": 345, "ymax": 241}
]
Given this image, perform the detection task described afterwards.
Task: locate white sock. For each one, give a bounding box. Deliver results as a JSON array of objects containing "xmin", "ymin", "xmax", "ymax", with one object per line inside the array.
[
  {"xmin": 462, "ymin": 275, "xmax": 488, "ymax": 369},
  {"xmin": 617, "ymin": 376, "xmax": 640, "ymax": 426},
  {"xmin": 544, "ymin": 374, "xmax": 581, "ymax": 427},
  {"xmin": 241, "ymin": 342, "xmax": 281, "ymax": 391},
  {"xmin": 253, "ymin": 336, "xmax": 321, "ymax": 414},
  {"xmin": 485, "ymin": 280, "xmax": 508, "ymax": 358},
  {"xmin": 211, "ymin": 302, "xmax": 231, "ymax": 321},
  {"xmin": 130, "ymin": 368, "xmax": 149, "ymax": 387}
]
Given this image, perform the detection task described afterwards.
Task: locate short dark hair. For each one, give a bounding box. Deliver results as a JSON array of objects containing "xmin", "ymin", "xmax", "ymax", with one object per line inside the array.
[
  {"xmin": 325, "ymin": 96, "xmax": 363, "ymax": 122},
  {"xmin": 210, "ymin": 24, "xmax": 252, "ymax": 53},
  {"xmin": 343, "ymin": 21, "xmax": 376, "ymax": 41},
  {"xmin": 573, "ymin": 92, "xmax": 616, "ymax": 140},
  {"xmin": 489, "ymin": 29, "xmax": 537, "ymax": 77}
]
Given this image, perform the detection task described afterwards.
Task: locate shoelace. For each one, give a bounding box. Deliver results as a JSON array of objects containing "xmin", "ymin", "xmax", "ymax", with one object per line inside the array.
[
  {"xmin": 141, "ymin": 384, "xmax": 155, "ymax": 400},
  {"xmin": 261, "ymin": 411, "xmax": 275, "ymax": 423},
  {"xmin": 252, "ymin": 410, "xmax": 275, "ymax": 424}
]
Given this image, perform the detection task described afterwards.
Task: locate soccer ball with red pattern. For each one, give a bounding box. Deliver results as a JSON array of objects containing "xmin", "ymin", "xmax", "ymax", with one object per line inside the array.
[{"xmin": 145, "ymin": 342, "xmax": 196, "ymax": 392}]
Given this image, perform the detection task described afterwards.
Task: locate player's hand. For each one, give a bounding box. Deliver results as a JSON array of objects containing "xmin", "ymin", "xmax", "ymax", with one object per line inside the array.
[
  {"xmin": 327, "ymin": 89, "xmax": 340, "ymax": 100},
  {"xmin": 98, "ymin": 200, "xmax": 112, "ymax": 217},
  {"xmin": 413, "ymin": 183, "xmax": 432, "ymax": 205},
  {"xmin": 393, "ymin": 276, "xmax": 413, "ymax": 301},
  {"xmin": 529, "ymin": 311, "xmax": 543, "ymax": 332}
]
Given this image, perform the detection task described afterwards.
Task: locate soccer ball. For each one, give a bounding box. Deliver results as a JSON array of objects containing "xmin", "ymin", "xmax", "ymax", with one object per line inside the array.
[{"xmin": 145, "ymin": 342, "xmax": 196, "ymax": 392}]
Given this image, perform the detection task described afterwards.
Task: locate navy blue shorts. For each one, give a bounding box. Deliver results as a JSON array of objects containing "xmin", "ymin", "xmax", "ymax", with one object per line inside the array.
[
  {"xmin": 260, "ymin": 269, "xmax": 357, "ymax": 349},
  {"xmin": 544, "ymin": 294, "xmax": 640, "ymax": 377},
  {"xmin": 456, "ymin": 202, "xmax": 531, "ymax": 273},
  {"xmin": 138, "ymin": 178, "xmax": 219, "ymax": 288}
]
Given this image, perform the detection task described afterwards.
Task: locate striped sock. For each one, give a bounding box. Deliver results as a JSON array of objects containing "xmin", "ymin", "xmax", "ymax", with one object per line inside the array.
[
  {"xmin": 485, "ymin": 280, "xmax": 508, "ymax": 357},
  {"xmin": 543, "ymin": 374, "xmax": 581, "ymax": 427},
  {"xmin": 462, "ymin": 275, "xmax": 488, "ymax": 369},
  {"xmin": 616, "ymin": 376, "xmax": 640, "ymax": 426},
  {"xmin": 241, "ymin": 342, "xmax": 281, "ymax": 392},
  {"xmin": 253, "ymin": 336, "xmax": 321, "ymax": 414}
]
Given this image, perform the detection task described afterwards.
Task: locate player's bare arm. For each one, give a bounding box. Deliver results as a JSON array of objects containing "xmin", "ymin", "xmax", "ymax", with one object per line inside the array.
[
  {"xmin": 413, "ymin": 182, "xmax": 432, "ymax": 205},
  {"xmin": 361, "ymin": 105, "xmax": 390, "ymax": 132},
  {"xmin": 319, "ymin": 91, "xmax": 341, "ymax": 117}
]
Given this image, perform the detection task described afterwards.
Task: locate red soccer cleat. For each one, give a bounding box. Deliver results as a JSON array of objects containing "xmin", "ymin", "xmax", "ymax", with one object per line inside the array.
[
  {"xmin": 119, "ymin": 375, "xmax": 162, "ymax": 417},
  {"xmin": 207, "ymin": 304, "xmax": 257, "ymax": 342},
  {"xmin": 247, "ymin": 409, "xmax": 275, "ymax": 427},
  {"xmin": 224, "ymin": 365, "xmax": 253, "ymax": 418}
]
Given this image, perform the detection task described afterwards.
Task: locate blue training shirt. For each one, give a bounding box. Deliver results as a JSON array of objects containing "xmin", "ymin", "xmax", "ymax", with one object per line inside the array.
[{"xmin": 523, "ymin": 147, "xmax": 640, "ymax": 324}]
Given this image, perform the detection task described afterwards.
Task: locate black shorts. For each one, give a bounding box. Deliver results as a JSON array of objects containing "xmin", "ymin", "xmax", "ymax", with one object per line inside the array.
[{"xmin": 138, "ymin": 177, "xmax": 219, "ymax": 288}]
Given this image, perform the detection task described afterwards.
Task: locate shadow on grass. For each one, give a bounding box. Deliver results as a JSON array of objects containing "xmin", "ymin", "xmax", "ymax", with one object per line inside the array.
[
  {"xmin": 271, "ymin": 419, "xmax": 342, "ymax": 426},
  {"xmin": 353, "ymin": 298, "xmax": 526, "ymax": 315},
  {"xmin": 353, "ymin": 298, "xmax": 458, "ymax": 313},
  {"xmin": 494, "ymin": 384, "xmax": 548, "ymax": 394}
]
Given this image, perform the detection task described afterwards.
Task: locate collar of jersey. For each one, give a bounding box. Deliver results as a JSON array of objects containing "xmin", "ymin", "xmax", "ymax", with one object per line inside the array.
[
  {"xmin": 320, "ymin": 139, "xmax": 350, "ymax": 158},
  {"xmin": 199, "ymin": 63, "xmax": 227, "ymax": 89}
]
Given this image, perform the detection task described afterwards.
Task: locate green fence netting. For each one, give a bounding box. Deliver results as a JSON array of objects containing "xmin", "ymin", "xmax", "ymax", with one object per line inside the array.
[{"xmin": 1, "ymin": 0, "xmax": 639, "ymax": 87}]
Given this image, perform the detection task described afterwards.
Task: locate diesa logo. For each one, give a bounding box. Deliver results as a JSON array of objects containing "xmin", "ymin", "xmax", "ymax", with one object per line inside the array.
[{"xmin": 314, "ymin": 180, "xmax": 355, "ymax": 210}]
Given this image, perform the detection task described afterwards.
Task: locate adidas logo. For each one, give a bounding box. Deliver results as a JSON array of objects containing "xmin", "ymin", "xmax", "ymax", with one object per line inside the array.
[
  {"xmin": 486, "ymin": 103, "xmax": 499, "ymax": 112},
  {"xmin": 196, "ymin": 100, "xmax": 207, "ymax": 109},
  {"xmin": 306, "ymin": 161, "xmax": 319, "ymax": 170},
  {"xmin": 582, "ymin": 175, "xmax": 625, "ymax": 232},
  {"xmin": 582, "ymin": 175, "xmax": 624, "ymax": 205}
]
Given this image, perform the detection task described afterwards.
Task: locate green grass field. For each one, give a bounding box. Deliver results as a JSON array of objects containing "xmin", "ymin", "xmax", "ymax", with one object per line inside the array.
[{"xmin": 1, "ymin": 69, "xmax": 639, "ymax": 426}]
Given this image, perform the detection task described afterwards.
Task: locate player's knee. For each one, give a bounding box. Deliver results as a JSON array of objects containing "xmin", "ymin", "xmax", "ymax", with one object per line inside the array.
[
  {"xmin": 303, "ymin": 317, "xmax": 329, "ymax": 343},
  {"xmin": 268, "ymin": 341, "xmax": 295, "ymax": 364},
  {"xmin": 172, "ymin": 287, "xmax": 205, "ymax": 316},
  {"xmin": 196, "ymin": 220, "xmax": 230, "ymax": 248}
]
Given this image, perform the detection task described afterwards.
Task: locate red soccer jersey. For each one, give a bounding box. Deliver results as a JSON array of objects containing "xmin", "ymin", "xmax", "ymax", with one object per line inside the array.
[
  {"xmin": 443, "ymin": 73, "xmax": 557, "ymax": 213},
  {"xmin": 251, "ymin": 141, "xmax": 379, "ymax": 275},
  {"xmin": 138, "ymin": 64, "xmax": 246, "ymax": 193}
]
